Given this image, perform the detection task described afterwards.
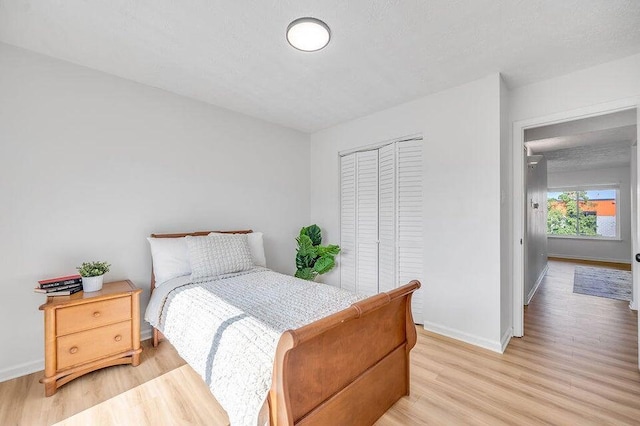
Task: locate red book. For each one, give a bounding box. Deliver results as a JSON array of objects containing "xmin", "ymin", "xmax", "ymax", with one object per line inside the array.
[
  {"xmin": 38, "ymin": 274, "xmax": 83, "ymax": 289},
  {"xmin": 38, "ymin": 274, "xmax": 82, "ymax": 285}
]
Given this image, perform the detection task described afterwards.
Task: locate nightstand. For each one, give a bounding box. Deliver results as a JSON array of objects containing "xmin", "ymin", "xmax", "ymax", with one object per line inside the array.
[{"xmin": 39, "ymin": 280, "xmax": 142, "ymax": 396}]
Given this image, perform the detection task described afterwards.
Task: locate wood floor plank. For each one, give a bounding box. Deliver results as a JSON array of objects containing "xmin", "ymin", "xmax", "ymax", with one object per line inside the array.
[{"xmin": 1, "ymin": 260, "xmax": 639, "ymax": 425}]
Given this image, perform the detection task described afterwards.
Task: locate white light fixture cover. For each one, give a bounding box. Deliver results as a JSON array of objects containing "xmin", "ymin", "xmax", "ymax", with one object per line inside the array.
[{"xmin": 286, "ymin": 17, "xmax": 331, "ymax": 52}]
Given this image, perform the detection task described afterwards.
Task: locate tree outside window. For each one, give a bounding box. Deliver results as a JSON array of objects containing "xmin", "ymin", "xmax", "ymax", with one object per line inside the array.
[{"xmin": 547, "ymin": 189, "xmax": 617, "ymax": 238}]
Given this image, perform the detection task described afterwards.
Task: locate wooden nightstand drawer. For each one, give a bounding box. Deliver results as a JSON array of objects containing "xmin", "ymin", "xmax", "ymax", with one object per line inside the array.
[
  {"xmin": 56, "ymin": 296, "xmax": 131, "ymax": 336},
  {"xmin": 40, "ymin": 280, "xmax": 142, "ymax": 396},
  {"xmin": 57, "ymin": 320, "xmax": 132, "ymax": 370}
]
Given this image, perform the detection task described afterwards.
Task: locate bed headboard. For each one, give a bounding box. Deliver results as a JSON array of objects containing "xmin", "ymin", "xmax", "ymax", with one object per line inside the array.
[{"xmin": 148, "ymin": 229, "xmax": 253, "ymax": 293}]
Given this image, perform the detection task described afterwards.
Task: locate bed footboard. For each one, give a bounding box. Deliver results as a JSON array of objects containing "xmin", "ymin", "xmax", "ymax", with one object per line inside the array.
[{"xmin": 269, "ymin": 280, "xmax": 421, "ymax": 426}]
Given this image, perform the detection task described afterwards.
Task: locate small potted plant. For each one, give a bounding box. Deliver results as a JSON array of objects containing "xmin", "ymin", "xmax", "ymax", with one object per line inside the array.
[
  {"xmin": 295, "ymin": 224, "xmax": 340, "ymax": 281},
  {"xmin": 77, "ymin": 261, "xmax": 111, "ymax": 292}
]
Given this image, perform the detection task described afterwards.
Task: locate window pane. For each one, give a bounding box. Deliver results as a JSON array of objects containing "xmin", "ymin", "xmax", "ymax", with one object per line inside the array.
[
  {"xmin": 547, "ymin": 191, "xmax": 578, "ymax": 236},
  {"xmin": 576, "ymin": 191, "xmax": 596, "ymax": 236},
  {"xmin": 580, "ymin": 189, "xmax": 617, "ymax": 237},
  {"xmin": 547, "ymin": 189, "xmax": 617, "ymax": 238}
]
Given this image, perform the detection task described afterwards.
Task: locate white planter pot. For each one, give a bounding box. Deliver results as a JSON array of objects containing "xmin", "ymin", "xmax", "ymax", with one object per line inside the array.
[{"xmin": 82, "ymin": 275, "xmax": 104, "ymax": 292}]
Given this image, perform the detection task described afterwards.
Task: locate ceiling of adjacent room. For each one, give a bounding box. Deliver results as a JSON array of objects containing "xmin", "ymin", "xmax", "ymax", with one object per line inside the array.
[
  {"xmin": 525, "ymin": 109, "xmax": 637, "ymax": 173},
  {"xmin": 1, "ymin": 1, "xmax": 639, "ymax": 133}
]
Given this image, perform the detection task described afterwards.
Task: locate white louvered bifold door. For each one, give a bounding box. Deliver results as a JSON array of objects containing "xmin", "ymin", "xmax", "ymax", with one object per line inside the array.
[
  {"xmin": 378, "ymin": 144, "xmax": 396, "ymax": 293},
  {"xmin": 355, "ymin": 150, "xmax": 379, "ymax": 296},
  {"xmin": 340, "ymin": 154, "xmax": 357, "ymax": 292},
  {"xmin": 396, "ymin": 140, "xmax": 424, "ymax": 324},
  {"xmin": 340, "ymin": 139, "xmax": 423, "ymax": 323}
]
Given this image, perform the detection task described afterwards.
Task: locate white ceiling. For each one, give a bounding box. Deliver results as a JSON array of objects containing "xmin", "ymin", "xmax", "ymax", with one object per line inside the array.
[
  {"xmin": 525, "ymin": 109, "xmax": 637, "ymax": 172},
  {"xmin": 526, "ymin": 125, "xmax": 637, "ymax": 153},
  {"xmin": 541, "ymin": 142, "xmax": 631, "ymax": 173},
  {"xmin": 1, "ymin": 1, "xmax": 640, "ymax": 132}
]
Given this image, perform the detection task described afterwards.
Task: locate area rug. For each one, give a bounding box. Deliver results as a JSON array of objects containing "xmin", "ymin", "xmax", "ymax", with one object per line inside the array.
[{"xmin": 573, "ymin": 266, "xmax": 632, "ymax": 301}]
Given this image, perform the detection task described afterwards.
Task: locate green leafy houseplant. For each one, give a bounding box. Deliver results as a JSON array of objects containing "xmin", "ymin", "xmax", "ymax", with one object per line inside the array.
[
  {"xmin": 76, "ymin": 261, "xmax": 111, "ymax": 277},
  {"xmin": 295, "ymin": 224, "xmax": 340, "ymax": 281}
]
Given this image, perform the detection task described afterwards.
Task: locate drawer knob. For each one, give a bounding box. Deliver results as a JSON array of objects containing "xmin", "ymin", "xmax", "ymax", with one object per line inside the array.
[
  {"xmin": 93, "ymin": 311, "xmax": 101, "ymax": 318},
  {"xmin": 114, "ymin": 335, "xmax": 122, "ymax": 342},
  {"xmin": 69, "ymin": 346, "xmax": 78, "ymax": 354}
]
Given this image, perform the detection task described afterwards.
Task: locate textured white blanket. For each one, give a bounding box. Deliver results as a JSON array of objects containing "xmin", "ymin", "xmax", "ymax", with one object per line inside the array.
[{"xmin": 146, "ymin": 268, "xmax": 364, "ymax": 426}]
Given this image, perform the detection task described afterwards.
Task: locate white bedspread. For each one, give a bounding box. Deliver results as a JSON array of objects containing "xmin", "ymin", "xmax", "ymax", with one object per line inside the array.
[{"xmin": 144, "ymin": 268, "xmax": 364, "ymax": 426}]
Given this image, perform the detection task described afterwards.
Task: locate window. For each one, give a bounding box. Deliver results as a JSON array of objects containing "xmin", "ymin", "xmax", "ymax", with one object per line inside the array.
[{"xmin": 547, "ymin": 188, "xmax": 619, "ymax": 239}]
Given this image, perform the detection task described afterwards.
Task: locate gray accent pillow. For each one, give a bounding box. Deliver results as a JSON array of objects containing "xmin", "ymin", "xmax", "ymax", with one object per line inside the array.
[{"xmin": 186, "ymin": 234, "xmax": 254, "ymax": 281}]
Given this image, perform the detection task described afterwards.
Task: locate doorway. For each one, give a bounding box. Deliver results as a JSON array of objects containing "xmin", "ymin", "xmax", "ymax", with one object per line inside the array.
[{"xmin": 513, "ymin": 100, "xmax": 640, "ymax": 341}]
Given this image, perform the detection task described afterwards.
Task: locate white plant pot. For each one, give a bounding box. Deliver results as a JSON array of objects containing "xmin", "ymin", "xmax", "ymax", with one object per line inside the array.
[{"xmin": 82, "ymin": 275, "xmax": 104, "ymax": 292}]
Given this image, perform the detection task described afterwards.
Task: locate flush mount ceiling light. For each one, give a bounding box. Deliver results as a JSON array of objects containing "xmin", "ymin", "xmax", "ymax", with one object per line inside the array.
[{"xmin": 286, "ymin": 17, "xmax": 331, "ymax": 52}]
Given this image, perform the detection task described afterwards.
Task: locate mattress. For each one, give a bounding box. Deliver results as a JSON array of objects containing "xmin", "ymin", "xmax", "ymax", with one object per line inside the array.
[{"xmin": 144, "ymin": 268, "xmax": 364, "ymax": 425}]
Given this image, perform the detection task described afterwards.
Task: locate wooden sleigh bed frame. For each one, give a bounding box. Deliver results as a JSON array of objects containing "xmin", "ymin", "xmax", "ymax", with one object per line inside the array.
[{"xmin": 149, "ymin": 230, "xmax": 421, "ymax": 426}]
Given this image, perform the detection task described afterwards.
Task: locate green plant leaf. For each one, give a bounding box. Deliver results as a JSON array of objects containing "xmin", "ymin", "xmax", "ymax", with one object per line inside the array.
[
  {"xmin": 295, "ymin": 267, "xmax": 316, "ymax": 281},
  {"xmin": 302, "ymin": 224, "xmax": 322, "ymax": 246},
  {"xmin": 296, "ymin": 253, "xmax": 315, "ymax": 269},
  {"xmin": 316, "ymin": 244, "xmax": 340, "ymax": 257},
  {"xmin": 313, "ymin": 255, "xmax": 335, "ymax": 275},
  {"xmin": 294, "ymin": 225, "xmax": 339, "ymax": 280},
  {"xmin": 296, "ymin": 234, "xmax": 317, "ymax": 258},
  {"xmin": 76, "ymin": 261, "xmax": 111, "ymax": 277}
]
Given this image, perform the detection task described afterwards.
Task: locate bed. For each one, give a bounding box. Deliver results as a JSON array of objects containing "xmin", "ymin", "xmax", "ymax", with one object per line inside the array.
[{"xmin": 145, "ymin": 230, "xmax": 420, "ymax": 426}]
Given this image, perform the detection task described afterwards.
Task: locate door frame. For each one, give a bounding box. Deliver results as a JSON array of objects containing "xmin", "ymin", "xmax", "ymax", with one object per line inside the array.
[{"xmin": 512, "ymin": 97, "xmax": 640, "ymax": 337}]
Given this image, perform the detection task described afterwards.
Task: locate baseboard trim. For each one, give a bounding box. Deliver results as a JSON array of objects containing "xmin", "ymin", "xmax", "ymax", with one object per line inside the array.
[
  {"xmin": 548, "ymin": 255, "xmax": 631, "ymax": 269},
  {"xmin": 422, "ymin": 322, "xmax": 503, "ymax": 353},
  {"xmin": 526, "ymin": 263, "xmax": 548, "ymax": 305},
  {"xmin": 500, "ymin": 327, "xmax": 513, "ymax": 353},
  {"xmin": 0, "ymin": 326, "xmax": 155, "ymax": 383},
  {"xmin": 0, "ymin": 359, "xmax": 44, "ymax": 383}
]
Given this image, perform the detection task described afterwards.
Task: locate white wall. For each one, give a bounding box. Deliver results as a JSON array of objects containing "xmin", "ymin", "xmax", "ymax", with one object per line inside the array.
[
  {"xmin": 547, "ymin": 166, "xmax": 631, "ymax": 264},
  {"xmin": 499, "ymin": 77, "xmax": 513, "ymax": 346},
  {"xmin": 310, "ymin": 74, "xmax": 504, "ymax": 351},
  {"xmin": 525, "ymin": 158, "xmax": 548, "ymax": 303},
  {"xmin": 510, "ymin": 53, "xmax": 640, "ymax": 123},
  {"xmin": 0, "ymin": 43, "xmax": 310, "ymax": 381}
]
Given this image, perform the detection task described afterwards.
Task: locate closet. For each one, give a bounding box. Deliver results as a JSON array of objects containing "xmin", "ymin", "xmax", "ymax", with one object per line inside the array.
[{"xmin": 340, "ymin": 138, "xmax": 424, "ymax": 324}]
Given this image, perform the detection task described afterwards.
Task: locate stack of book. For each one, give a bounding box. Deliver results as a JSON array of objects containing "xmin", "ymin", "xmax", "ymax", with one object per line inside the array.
[{"xmin": 35, "ymin": 274, "xmax": 83, "ymax": 296}]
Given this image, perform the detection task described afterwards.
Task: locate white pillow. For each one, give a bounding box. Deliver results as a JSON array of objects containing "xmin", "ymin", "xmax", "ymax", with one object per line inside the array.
[
  {"xmin": 147, "ymin": 237, "xmax": 191, "ymax": 287},
  {"xmin": 209, "ymin": 231, "xmax": 266, "ymax": 267},
  {"xmin": 187, "ymin": 234, "xmax": 254, "ymax": 280}
]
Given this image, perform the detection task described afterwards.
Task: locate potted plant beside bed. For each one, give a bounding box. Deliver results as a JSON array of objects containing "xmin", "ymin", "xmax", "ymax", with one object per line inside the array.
[
  {"xmin": 77, "ymin": 261, "xmax": 111, "ymax": 292},
  {"xmin": 295, "ymin": 224, "xmax": 340, "ymax": 281}
]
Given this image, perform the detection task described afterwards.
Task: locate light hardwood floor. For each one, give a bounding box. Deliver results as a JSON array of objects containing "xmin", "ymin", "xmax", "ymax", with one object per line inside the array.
[{"xmin": 2, "ymin": 260, "xmax": 640, "ymax": 425}]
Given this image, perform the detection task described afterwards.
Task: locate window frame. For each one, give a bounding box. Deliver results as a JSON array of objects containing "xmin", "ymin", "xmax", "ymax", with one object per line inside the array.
[{"xmin": 546, "ymin": 185, "xmax": 621, "ymax": 241}]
